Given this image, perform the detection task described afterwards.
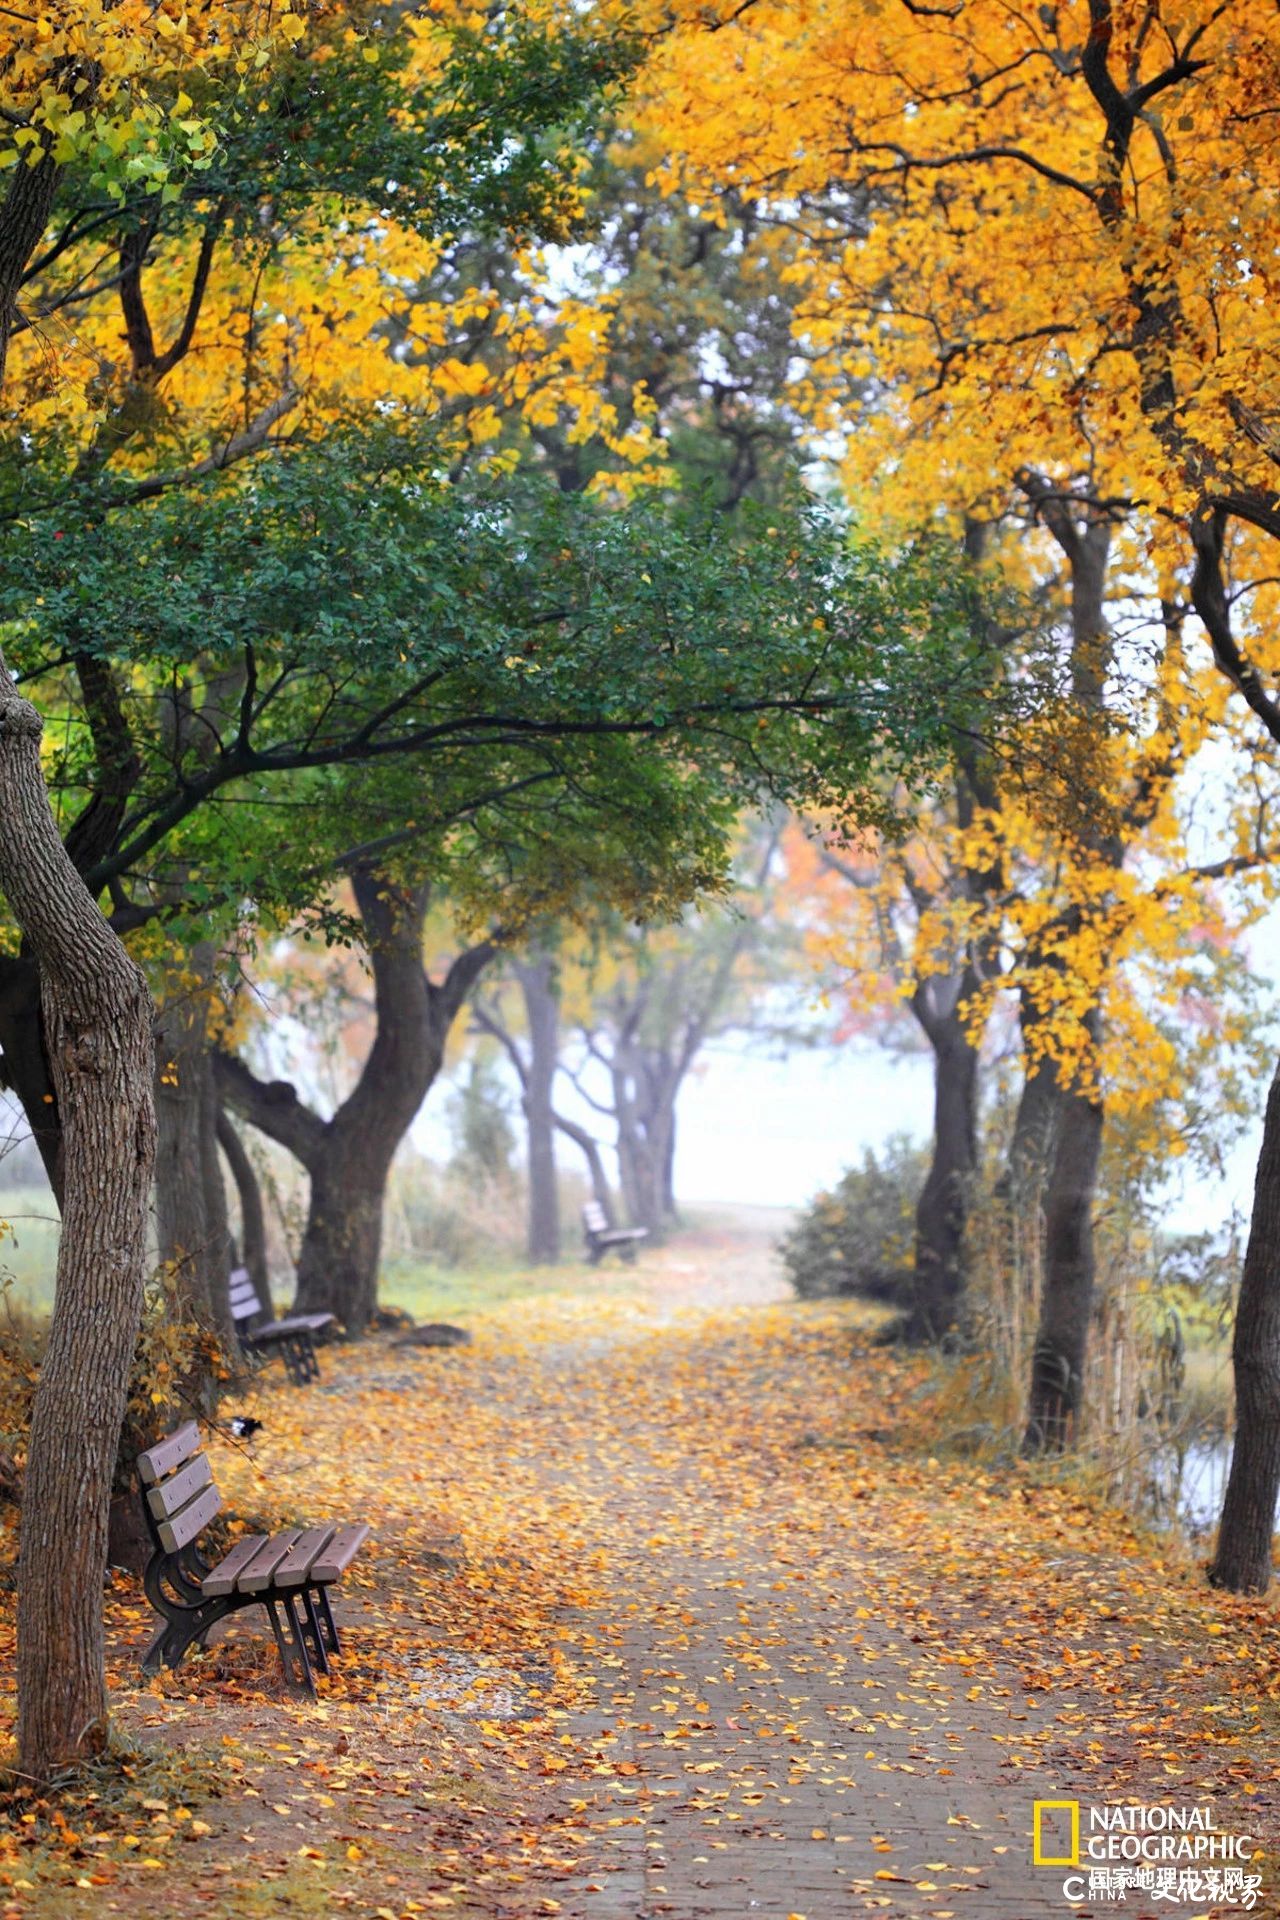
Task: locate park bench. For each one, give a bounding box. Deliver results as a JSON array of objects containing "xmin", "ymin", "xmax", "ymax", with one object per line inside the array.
[
  {"xmin": 136, "ymin": 1421, "xmax": 370, "ymax": 1694},
  {"xmin": 582, "ymin": 1199, "xmax": 648, "ymax": 1266},
  {"xmin": 230, "ymin": 1265, "xmax": 335, "ymax": 1387}
]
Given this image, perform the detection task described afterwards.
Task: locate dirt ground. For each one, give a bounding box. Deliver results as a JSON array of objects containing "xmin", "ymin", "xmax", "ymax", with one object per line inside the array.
[{"xmin": 1, "ymin": 1214, "xmax": 1276, "ymax": 1920}]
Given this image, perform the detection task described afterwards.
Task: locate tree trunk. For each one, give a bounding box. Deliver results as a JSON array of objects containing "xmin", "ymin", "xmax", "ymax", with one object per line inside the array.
[
  {"xmin": 616, "ymin": 1098, "xmax": 663, "ymax": 1231},
  {"xmin": 0, "ymin": 658, "xmax": 156, "ymax": 1783},
  {"xmin": 910, "ymin": 1016, "xmax": 980, "ymax": 1340},
  {"xmin": 661, "ymin": 1108, "xmax": 678, "ymax": 1220},
  {"xmin": 1003, "ymin": 1044, "xmax": 1060, "ymax": 1209},
  {"xmin": 293, "ymin": 1146, "xmax": 391, "ymax": 1331},
  {"xmin": 1210, "ymin": 1059, "xmax": 1280, "ymax": 1593},
  {"xmin": 612, "ymin": 1045, "xmax": 679, "ymax": 1234},
  {"xmin": 1023, "ymin": 1014, "xmax": 1104, "ymax": 1453},
  {"xmin": 517, "ymin": 955, "xmax": 561, "ymax": 1264},
  {"xmin": 992, "ymin": 1002, "xmax": 1061, "ymax": 1306},
  {"xmin": 216, "ymin": 869, "xmax": 494, "ymax": 1333},
  {"xmin": 217, "ymin": 1108, "xmax": 270, "ymax": 1299},
  {"xmin": 154, "ymin": 953, "xmax": 233, "ymax": 1348},
  {"xmin": 0, "ymin": 955, "xmax": 63, "ymax": 1198},
  {"xmin": 0, "ymin": 149, "xmax": 60, "ymax": 389},
  {"xmin": 553, "ymin": 1109, "xmax": 615, "ymax": 1219},
  {"xmin": 290, "ymin": 870, "xmax": 468, "ymax": 1329},
  {"xmin": 1010, "ymin": 495, "xmax": 1117, "ymax": 1450},
  {"xmin": 200, "ymin": 1052, "xmax": 232, "ymax": 1329}
]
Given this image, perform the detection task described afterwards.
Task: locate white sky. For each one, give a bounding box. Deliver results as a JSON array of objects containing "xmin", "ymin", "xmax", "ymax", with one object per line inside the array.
[{"xmin": 415, "ymin": 1025, "xmax": 1266, "ymax": 1236}]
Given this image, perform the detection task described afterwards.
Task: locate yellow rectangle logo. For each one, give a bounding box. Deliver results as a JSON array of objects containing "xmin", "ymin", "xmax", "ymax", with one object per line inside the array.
[{"xmin": 1033, "ymin": 1800, "xmax": 1079, "ymax": 1867}]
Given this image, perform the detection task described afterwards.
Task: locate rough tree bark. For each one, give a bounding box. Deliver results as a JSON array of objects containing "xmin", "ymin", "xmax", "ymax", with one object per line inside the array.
[
  {"xmin": 1015, "ymin": 488, "xmax": 1117, "ymax": 1451},
  {"xmin": 1022, "ymin": 1006, "xmax": 1105, "ymax": 1451},
  {"xmin": 0, "ymin": 647, "xmax": 150, "ymax": 1201},
  {"xmin": 217, "ymin": 1107, "xmax": 270, "ymax": 1299},
  {"xmin": 1209, "ymin": 1061, "xmax": 1280, "ymax": 1593},
  {"xmin": 998, "ymin": 1015, "xmax": 1059, "ymax": 1226},
  {"xmin": 217, "ymin": 869, "xmax": 493, "ymax": 1331},
  {"xmin": 153, "ymin": 944, "xmax": 233, "ymax": 1350},
  {"xmin": 908, "ymin": 996, "xmax": 981, "ymax": 1341},
  {"xmin": 0, "ymin": 147, "xmax": 60, "ymax": 387},
  {"xmin": 0, "ymin": 658, "xmax": 156, "ymax": 1783}
]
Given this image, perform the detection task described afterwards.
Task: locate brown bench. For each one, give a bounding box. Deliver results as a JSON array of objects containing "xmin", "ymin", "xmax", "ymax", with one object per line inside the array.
[
  {"xmin": 582, "ymin": 1200, "xmax": 648, "ymax": 1266},
  {"xmin": 137, "ymin": 1422, "xmax": 370, "ymax": 1694},
  {"xmin": 230, "ymin": 1265, "xmax": 335, "ymax": 1387}
]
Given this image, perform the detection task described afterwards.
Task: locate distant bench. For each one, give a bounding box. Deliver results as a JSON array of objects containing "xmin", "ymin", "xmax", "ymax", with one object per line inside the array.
[
  {"xmin": 230, "ymin": 1266, "xmax": 335, "ymax": 1387},
  {"xmin": 137, "ymin": 1421, "xmax": 369, "ymax": 1694},
  {"xmin": 582, "ymin": 1200, "xmax": 648, "ymax": 1266}
]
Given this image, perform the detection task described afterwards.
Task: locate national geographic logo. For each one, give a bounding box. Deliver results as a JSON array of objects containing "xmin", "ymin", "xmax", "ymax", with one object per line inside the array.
[
  {"xmin": 1033, "ymin": 1800, "xmax": 1079, "ymax": 1868},
  {"xmin": 1033, "ymin": 1799, "xmax": 1262, "ymax": 1909}
]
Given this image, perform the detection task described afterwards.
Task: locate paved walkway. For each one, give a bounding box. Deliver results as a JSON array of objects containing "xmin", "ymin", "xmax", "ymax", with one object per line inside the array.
[
  {"xmin": 79, "ymin": 1210, "xmax": 1271, "ymax": 1920},
  {"xmin": 504, "ymin": 1222, "xmax": 1270, "ymax": 1920},
  {"xmin": 542, "ymin": 1419, "xmax": 1088, "ymax": 1918}
]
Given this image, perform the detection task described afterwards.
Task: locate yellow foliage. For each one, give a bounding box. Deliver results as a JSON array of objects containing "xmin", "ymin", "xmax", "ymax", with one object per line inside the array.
[{"xmin": 637, "ymin": 0, "xmax": 1280, "ymax": 641}]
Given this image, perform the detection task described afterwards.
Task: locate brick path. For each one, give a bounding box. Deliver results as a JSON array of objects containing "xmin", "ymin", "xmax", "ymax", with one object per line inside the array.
[
  {"xmin": 513, "ymin": 1226, "xmax": 1272, "ymax": 1920},
  {"xmin": 547, "ymin": 1458, "xmax": 1091, "ymax": 1919}
]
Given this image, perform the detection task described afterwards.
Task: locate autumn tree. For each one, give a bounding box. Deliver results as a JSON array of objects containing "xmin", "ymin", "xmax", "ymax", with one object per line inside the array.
[
  {"xmin": 530, "ymin": 826, "xmax": 791, "ymax": 1236},
  {"xmin": 215, "ymin": 867, "xmax": 494, "ymax": 1330},
  {"xmin": 637, "ymin": 1, "xmax": 1280, "ymax": 1507},
  {"xmin": 0, "ymin": 0, "xmax": 714, "ymax": 1778},
  {"xmin": 472, "ymin": 941, "xmax": 581, "ymax": 1263},
  {"xmin": 0, "ymin": 0, "xmax": 322, "ymax": 1791}
]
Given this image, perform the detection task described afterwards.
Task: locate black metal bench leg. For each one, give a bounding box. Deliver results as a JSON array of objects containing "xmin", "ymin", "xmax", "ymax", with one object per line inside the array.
[
  {"xmin": 282, "ymin": 1591, "xmax": 316, "ymax": 1695},
  {"xmin": 314, "ymin": 1584, "xmax": 341, "ymax": 1654},
  {"xmin": 142, "ymin": 1618, "xmax": 176, "ymax": 1674},
  {"xmin": 288, "ymin": 1332, "xmax": 319, "ymax": 1385},
  {"xmin": 300, "ymin": 1589, "xmax": 331, "ymax": 1674},
  {"xmin": 265, "ymin": 1591, "xmax": 316, "ymax": 1694},
  {"xmin": 160, "ymin": 1599, "xmax": 232, "ymax": 1669}
]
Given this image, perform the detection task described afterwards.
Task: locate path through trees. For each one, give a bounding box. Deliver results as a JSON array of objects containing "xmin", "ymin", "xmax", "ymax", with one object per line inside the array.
[{"xmin": 2, "ymin": 1219, "xmax": 1272, "ymax": 1914}]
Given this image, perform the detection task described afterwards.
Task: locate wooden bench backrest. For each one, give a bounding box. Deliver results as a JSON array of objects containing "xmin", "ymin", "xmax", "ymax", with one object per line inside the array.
[
  {"xmin": 582, "ymin": 1202, "xmax": 608, "ymax": 1232},
  {"xmin": 136, "ymin": 1421, "xmax": 223, "ymax": 1553},
  {"xmin": 229, "ymin": 1265, "xmax": 265, "ymax": 1325}
]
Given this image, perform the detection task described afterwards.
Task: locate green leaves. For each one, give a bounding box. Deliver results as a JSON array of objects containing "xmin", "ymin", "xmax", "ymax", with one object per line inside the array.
[{"xmin": 4, "ymin": 436, "xmax": 992, "ymax": 944}]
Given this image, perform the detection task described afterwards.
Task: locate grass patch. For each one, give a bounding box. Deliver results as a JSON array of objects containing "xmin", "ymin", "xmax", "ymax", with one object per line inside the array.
[{"xmin": 379, "ymin": 1252, "xmax": 595, "ymax": 1324}]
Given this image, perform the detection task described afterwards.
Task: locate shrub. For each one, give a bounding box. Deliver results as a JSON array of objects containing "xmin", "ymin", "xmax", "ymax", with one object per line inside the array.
[{"xmin": 780, "ymin": 1135, "xmax": 927, "ymax": 1304}]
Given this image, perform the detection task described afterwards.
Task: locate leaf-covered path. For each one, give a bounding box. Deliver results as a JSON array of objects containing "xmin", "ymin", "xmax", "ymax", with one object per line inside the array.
[{"xmin": 2, "ymin": 1213, "xmax": 1277, "ymax": 1918}]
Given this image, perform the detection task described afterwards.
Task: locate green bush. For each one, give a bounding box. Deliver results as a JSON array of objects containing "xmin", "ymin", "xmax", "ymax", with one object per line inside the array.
[{"xmin": 780, "ymin": 1135, "xmax": 927, "ymax": 1303}]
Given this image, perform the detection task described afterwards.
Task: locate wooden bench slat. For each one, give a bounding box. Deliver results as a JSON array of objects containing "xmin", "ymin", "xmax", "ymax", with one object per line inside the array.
[
  {"xmin": 309, "ymin": 1523, "xmax": 371, "ymax": 1585},
  {"xmin": 156, "ymin": 1482, "xmax": 223, "ymax": 1553},
  {"xmin": 146, "ymin": 1452, "xmax": 213, "ymax": 1520},
  {"xmin": 242, "ymin": 1321, "xmax": 297, "ymax": 1346},
  {"xmin": 137, "ymin": 1421, "xmax": 201, "ymax": 1487},
  {"xmin": 202, "ymin": 1533, "xmax": 271, "ymax": 1598},
  {"xmin": 238, "ymin": 1529, "xmax": 304, "ymax": 1593},
  {"xmin": 273, "ymin": 1525, "xmax": 337, "ymax": 1589},
  {"xmin": 275, "ymin": 1312, "xmax": 335, "ymax": 1335}
]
